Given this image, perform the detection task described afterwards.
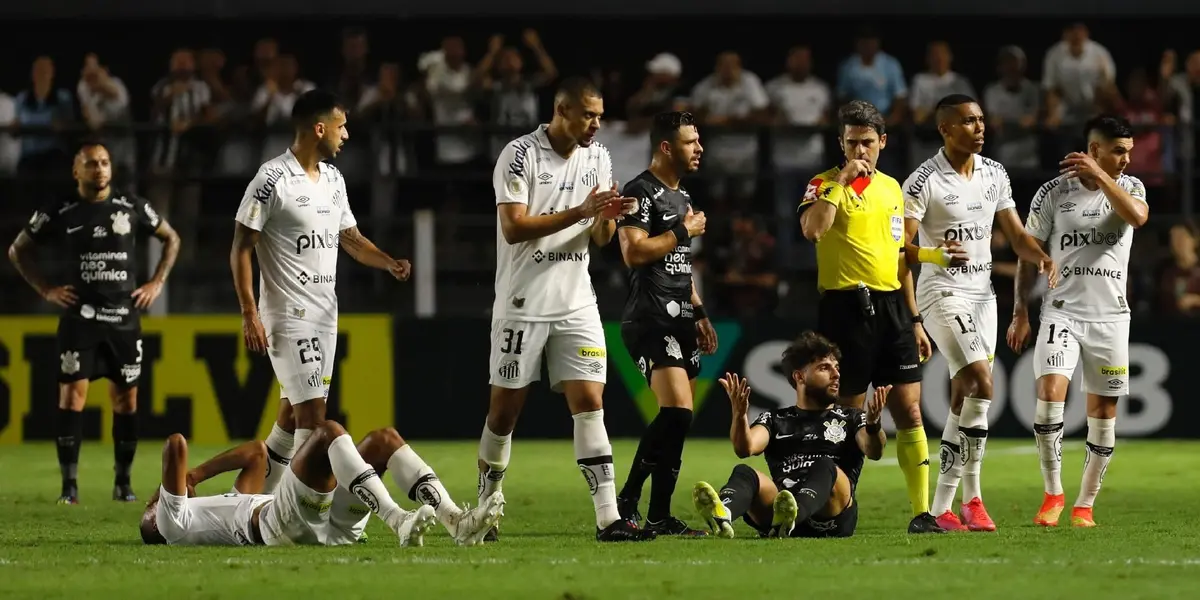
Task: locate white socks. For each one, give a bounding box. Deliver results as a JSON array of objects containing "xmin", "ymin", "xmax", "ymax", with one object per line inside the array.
[
  {"xmin": 1034, "ymin": 400, "xmax": 1065, "ymax": 496},
  {"xmin": 478, "ymin": 425, "xmax": 511, "ymax": 502},
  {"xmin": 931, "ymin": 413, "xmax": 962, "ymax": 516},
  {"xmin": 328, "ymin": 434, "xmax": 402, "ymax": 526},
  {"xmin": 1076, "ymin": 417, "xmax": 1115, "ymax": 509},
  {"xmin": 959, "ymin": 397, "xmax": 991, "ymax": 502},
  {"xmin": 388, "ymin": 444, "xmax": 460, "ymax": 522},
  {"xmin": 294, "ymin": 428, "xmax": 313, "ymax": 455},
  {"xmin": 263, "ymin": 423, "xmax": 295, "ymax": 494},
  {"xmin": 572, "ymin": 409, "xmax": 621, "ymax": 529}
]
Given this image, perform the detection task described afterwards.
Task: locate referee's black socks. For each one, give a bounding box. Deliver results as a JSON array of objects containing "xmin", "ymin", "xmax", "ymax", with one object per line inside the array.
[
  {"xmin": 113, "ymin": 412, "xmax": 138, "ymax": 487},
  {"xmin": 56, "ymin": 408, "xmax": 83, "ymax": 490},
  {"xmin": 646, "ymin": 407, "xmax": 693, "ymax": 523}
]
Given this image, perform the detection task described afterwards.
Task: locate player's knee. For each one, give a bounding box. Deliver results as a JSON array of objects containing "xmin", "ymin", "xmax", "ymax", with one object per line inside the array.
[
  {"xmin": 887, "ymin": 396, "xmax": 923, "ymax": 428},
  {"xmin": 314, "ymin": 420, "xmax": 347, "ymax": 443},
  {"xmin": 370, "ymin": 427, "xmax": 405, "ymax": 449},
  {"xmin": 730, "ymin": 463, "xmax": 760, "ymax": 487},
  {"xmin": 164, "ymin": 433, "xmax": 187, "ymax": 459},
  {"xmin": 249, "ymin": 440, "xmax": 269, "ymax": 468},
  {"xmin": 59, "ymin": 383, "xmax": 87, "ymax": 410},
  {"xmin": 957, "ymin": 362, "xmax": 994, "ymax": 399},
  {"xmin": 111, "ymin": 387, "xmax": 137, "ymax": 414}
]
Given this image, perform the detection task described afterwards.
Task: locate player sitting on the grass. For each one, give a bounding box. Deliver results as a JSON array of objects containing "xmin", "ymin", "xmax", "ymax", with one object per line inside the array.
[
  {"xmin": 692, "ymin": 332, "xmax": 886, "ymax": 538},
  {"xmin": 140, "ymin": 421, "xmax": 504, "ymax": 547}
]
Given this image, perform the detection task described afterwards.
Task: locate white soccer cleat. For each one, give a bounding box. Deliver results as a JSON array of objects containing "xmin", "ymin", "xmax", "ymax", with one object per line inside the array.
[
  {"xmin": 448, "ymin": 492, "xmax": 506, "ymax": 547},
  {"xmin": 395, "ymin": 504, "xmax": 438, "ymax": 547}
]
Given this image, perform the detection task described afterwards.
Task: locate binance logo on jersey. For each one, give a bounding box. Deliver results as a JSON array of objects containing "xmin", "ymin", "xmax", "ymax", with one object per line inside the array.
[
  {"xmin": 531, "ymin": 250, "xmax": 585, "ymax": 264},
  {"xmin": 943, "ymin": 223, "xmax": 991, "ymax": 242},
  {"xmin": 295, "ymin": 229, "xmax": 340, "ymax": 254},
  {"xmin": 1059, "ymin": 228, "xmax": 1125, "ymax": 250}
]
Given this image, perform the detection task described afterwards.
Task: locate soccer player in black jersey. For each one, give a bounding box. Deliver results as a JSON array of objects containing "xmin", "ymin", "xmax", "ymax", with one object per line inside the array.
[
  {"xmin": 8, "ymin": 141, "xmax": 181, "ymax": 504},
  {"xmin": 692, "ymin": 331, "xmax": 887, "ymax": 538},
  {"xmin": 614, "ymin": 111, "xmax": 715, "ymax": 536}
]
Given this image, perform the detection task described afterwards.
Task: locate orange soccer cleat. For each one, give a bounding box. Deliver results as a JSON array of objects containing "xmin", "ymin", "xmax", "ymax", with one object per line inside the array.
[
  {"xmin": 1070, "ymin": 507, "xmax": 1097, "ymax": 528},
  {"xmin": 960, "ymin": 497, "xmax": 997, "ymax": 532},
  {"xmin": 1034, "ymin": 493, "xmax": 1066, "ymax": 527},
  {"xmin": 935, "ymin": 510, "xmax": 969, "ymax": 532}
]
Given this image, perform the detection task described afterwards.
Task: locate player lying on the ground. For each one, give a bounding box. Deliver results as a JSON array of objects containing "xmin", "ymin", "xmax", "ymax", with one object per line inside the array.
[
  {"xmin": 140, "ymin": 421, "xmax": 504, "ymax": 547},
  {"xmin": 692, "ymin": 331, "xmax": 886, "ymax": 538}
]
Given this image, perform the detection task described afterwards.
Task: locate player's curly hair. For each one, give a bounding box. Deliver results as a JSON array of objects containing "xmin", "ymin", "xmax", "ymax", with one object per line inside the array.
[
  {"xmin": 650, "ymin": 111, "xmax": 696, "ymax": 149},
  {"xmin": 780, "ymin": 331, "xmax": 841, "ymax": 389},
  {"xmin": 838, "ymin": 100, "xmax": 886, "ymax": 137}
]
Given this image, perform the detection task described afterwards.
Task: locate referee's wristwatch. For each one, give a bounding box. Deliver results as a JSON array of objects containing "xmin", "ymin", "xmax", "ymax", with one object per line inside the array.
[{"xmin": 911, "ymin": 314, "xmax": 924, "ymax": 325}]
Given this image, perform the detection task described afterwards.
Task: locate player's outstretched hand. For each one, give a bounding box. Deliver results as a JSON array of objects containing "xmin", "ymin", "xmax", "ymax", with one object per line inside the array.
[
  {"xmin": 132, "ymin": 280, "xmax": 164, "ymax": 310},
  {"xmin": 388, "ymin": 258, "xmax": 412, "ymax": 281},
  {"xmin": 683, "ymin": 205, "xmax": 706, "ymax": 237},
  {"xmin": 1060, "ymin": 152, "xmax": 1104, "ymax": 181},
  {"xmin": 719, "ymin": 372, "xmax": 751, "ymax": 416},
  {"xmin": 578, "ymin": 184, "xmax": 621, "ymax": 219},
  {"xmin": 696, "ymin": 317, "xmax": 718, "ymax": 355},
  {"xmin": 43, "ymin": 285, "xmax": 78, "ymax": 308},
  {"xmin": 939, "ymin": 240, "xmax": 970, "ymax": 267},
  {"xmin": 866, "ymin": 385, "xmax": 890, "ymax": 425},
  {"xmin": 242, "ymin": 311, "xmax": 269, "ymax": 355},
  {"xmin": 1039, "ymin": 257, "xmax": 1060, "ymax": 289},
  {"xmin": 1007, "ymin": 312, "xmax": 1031, "ymax": 353}
]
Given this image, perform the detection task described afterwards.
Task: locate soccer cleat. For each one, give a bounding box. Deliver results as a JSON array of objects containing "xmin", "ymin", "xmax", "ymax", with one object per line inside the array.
[
  {"xmin": 960, "ymin": 497, "xmax": 997, "ymax": 532},
  {"xmin": 769, "ymin": 490, "xmax": 799, "ymax": 538},
  {"xmin": 356, "ymin": 531, "xmax": 369, "ymax": 544},
  {"xmin": 644, "ymin": 516, "xmax": 708, "ymax": 537},
  {"xmin": 395, "ymin": 505, "xmax": 438, "ymax": 547},
  {"xmin": 616, "ymin": 495, "xmax": 643, "ymax": 525},
  {"xmin": 907, "ymin": 512, "xmax": 948, "ymax": 534},
  {"xmin": 113, "ymin": 484, "xmax": 137, "ymax": 502},
  {"xmin": 448, "ymin": 492, "xmax": 507, "ymax": 547},
  {"xmin": 935, "ymin": 510, "xmax": 969, "ymax": 532},
  {"xmin": 691, "ymin": 481, "xmax": 735, "ymax": 539},
  {"xmin": 482, "ymin": 525, "xmax": 499, "ymax": 543},
  {"xmin": 1034, "ymin": 493, "xmax": 1066, "ymax": 527},
  {"xmin": 58, "ymin": 481, "xmax": 79, "ymax": 505},
  {"xmin": 596, "ymin": 518, "xmax": 656, "ymax": 542},
  {"xmin": 1070, "ymin": 506, "xmax": 1097, "ymax": 528}
]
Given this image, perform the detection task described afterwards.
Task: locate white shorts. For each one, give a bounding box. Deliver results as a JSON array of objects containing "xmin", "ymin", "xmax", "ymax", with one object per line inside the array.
[
  {"xmin": 324, "ymin": 487, "xmax": 371, "ymax": 546},
  {"xmin": 923, "ymin": 297, "xmax": 997, "ymax": 377},
  {"xmin": 258, "ymin": 469, "xmax": 335, "ymax": 546},
  {"xmin": 265, "ymin": 318, "xmax": 338, "ymax": 404},
  {"xmin": 488, "ymin": 308, "xmax": 607, "ymax": 393},
  {"xmin": 1033, "ymin": 313, "xmax": 1130, "ymax": 396}
]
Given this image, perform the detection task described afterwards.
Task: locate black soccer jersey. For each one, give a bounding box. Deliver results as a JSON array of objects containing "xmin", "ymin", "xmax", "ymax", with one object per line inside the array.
[
  {"xmin": 618, "ymin": 171, "xmax": 695, "ymax": 325},
  {"xmin": 752, "ymin": 405, "xmax": 867, "ymax": 493},
  {"xmin": 22, "ymin": 190, "xmax": 161, "ymax": 329}
]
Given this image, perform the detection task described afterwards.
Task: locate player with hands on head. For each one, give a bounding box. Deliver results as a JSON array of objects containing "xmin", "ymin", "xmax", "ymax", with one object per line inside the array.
[
  {"xmin": 691, "ymin": 332, "xmax": 886, "ymax": 539},
  {"xmin": 614, "ymin": 111, "xmax": 713, "ymax": 536}
]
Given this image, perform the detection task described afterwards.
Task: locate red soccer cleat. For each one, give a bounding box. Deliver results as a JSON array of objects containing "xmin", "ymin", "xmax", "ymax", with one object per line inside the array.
[
  {"xmin": 1034, "ymin": 493, "xmax": 1066, "ymax": 527},
  {"xmin": 960, "ymin": 497, "xmax": 997, "ymax": 532},
  {"xmin": 1070, "ymin": 506, "xmax": 1097, "ymax": 528},
  {"xmin": 935, "ymin": 510, "xmax": 969, "ymax": 532}
]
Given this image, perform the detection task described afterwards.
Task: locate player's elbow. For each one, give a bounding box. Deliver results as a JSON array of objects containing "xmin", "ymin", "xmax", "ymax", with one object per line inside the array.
[
  {"xmin": 500, "ymin": 222, "xmax": 526, "ymax": 245},
  {"xmin": 801, "ymin": 221, "xmax": 828, "ymax": 243},
  {"xmin": 1129, "ymin": 211, "xmax": 1149, "ymax": 229},
  {"xmin": 6, "ymin": 244, "xmax": 19, "ymax": 267}
]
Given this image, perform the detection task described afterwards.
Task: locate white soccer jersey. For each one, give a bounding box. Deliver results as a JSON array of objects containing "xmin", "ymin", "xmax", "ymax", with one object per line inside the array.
[
  {"xmin": 158, "ymin": 488, "xmax": 272, "ymax": 546},
  {"xmin": 1025, "ymin": 173, "xmax": 1145, "ymax": 323},
  {"xmin": 903, "ymin": 150, "xmax": 1017, "ymax": 310},
  {"xmin": 492, "ymin": 125, "xmax": 613, "ymax": 321},
  {"xmin": 235, "ymin": 149, "xmax": 357, "ymax": 328}
]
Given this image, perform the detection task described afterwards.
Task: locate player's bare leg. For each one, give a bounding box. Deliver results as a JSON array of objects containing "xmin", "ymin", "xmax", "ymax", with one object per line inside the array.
[
  {"xmin": 111, "ymin": 381, "xmax": 139, "ymax": 502},
  {"xmin": 475, "ymin": 385, "xmax": 527, "ymax": 541},
  {"xmin": 887, "ymin": 383, "xmax": 944, "ymax": 533},
  {"xmin": 1072, "ymin": 393, "xmax": 1117, "ymax": 528},
  {"xmin": 618, "ymin": 367, "xmax": 705, "ymax": 536},
  {"xmin": 563, "ymin": 380, "xmax": 652, "ymax": 542},
  {"xmin": 933, "ymin": 360, "xmax": 995, "ymax": 532},
  {"xmin": 1033, "ymin": 374, "xmax": 1070, "ymax": 526},
  {"xmin": 263, "ymin": 399, "xmax": 296, "ymax": 494},
  {"xmin": 290, "ymin": 396, "xmax": 326, "ymax": 455},
  {"xmin": 55, "ymin": 380, "xmax": 89, "ymax": 504}
]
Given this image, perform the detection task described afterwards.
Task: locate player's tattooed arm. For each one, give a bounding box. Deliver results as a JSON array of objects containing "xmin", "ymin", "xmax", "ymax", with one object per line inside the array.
[
  {"xmin": 230, "ymin": 223, "xmax": 261, "ymax": 315},
  {"xmin": 150, "ymin": 220, "xmax": 181, "ymax": 284},
  {"xmin": 617, "ymin": 227, "xmax": 678, "ymax": 268},
  {"xmin": 1012, "ymin": 258, "xmax": 1039, "ymax": 318},
  {"xmin": 339, "ymin": 226, "xmax": 412, "ymax": 279},
  {"xmin": 589, "ymin": 215, "xmax": 617, "ymax": 247},
  {"xmin": 898, "ymin": 252, "xmax": 932, "ymax": 362},
  {"xmin": 7, "ymin": 231, "xmax": 52, "ymax": 299},
  {"xmin": 995, "ymin": 209, "xmax": 1057, "ymax": 288}
]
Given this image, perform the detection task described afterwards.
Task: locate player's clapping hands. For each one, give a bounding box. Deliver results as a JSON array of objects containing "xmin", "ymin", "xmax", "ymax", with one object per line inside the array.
[
  {"xmin": 387, "ymin": 258, "xmax": 412, "ymax": 281},
  {"xmin": 719, "ymin": 372, "xmax": 751, "ymax": 416},
  {"xmin": 866, "ymin": 384, "xmax": 890, "ymax": 425},
  {"xmin": 580, "ymin": 183, "xmax": 636, "ymax": 221}
]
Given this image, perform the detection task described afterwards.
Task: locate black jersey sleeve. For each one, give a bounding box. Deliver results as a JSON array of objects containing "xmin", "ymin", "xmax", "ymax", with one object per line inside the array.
[
  {"xmin": 750, "ymin": 409, "xmax": 774, "ymax": 433},
  {"xmin": 21, "ymin": 201, "xmax": 62, "ymax": 242},
  {"xmin": 619, "ymin": 178, "xmax": 654, "ymax": 234},
  {"xmin": 131, "ymin": 195, "xmax": 163, "ymax": 235}
]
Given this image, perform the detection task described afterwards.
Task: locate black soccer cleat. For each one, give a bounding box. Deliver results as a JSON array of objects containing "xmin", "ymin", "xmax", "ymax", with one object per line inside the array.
[
  {"xmin": 482, "ymin": 525, "xmax": 499, "ymax": 543},
  {"xmin": 597, "ymin": 518, "xmax": 657, "ymax": 542},
  {"xmin": 645, "ymin": 516, "xmax": 708, "ymax": 537},
  {"xmin": 908, "ymin": 512, "xmax": 948, "ymax": 534},
  {"xmin": 113, "ymin": 483, "xmax": 137, "ymax": 503},
  {"xmin": 57, "ymin": 480, "xmax": 79, "ymax": 505},
  {"xmin": 616, "ymin": 496, "xmax": 643, "ymax": 525}
]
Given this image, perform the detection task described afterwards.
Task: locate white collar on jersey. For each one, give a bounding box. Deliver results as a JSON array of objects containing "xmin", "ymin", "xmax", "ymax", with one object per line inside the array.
[
  {"xmin": 533, "ymin": 124, "xmax": 555, "ymax": 151},
  {"xmin": 282, "ymin": 148, "xmax": 331, "ymax": 180},
  {"xmin": 934, "ymin": 147, "xmax": 984, "ymax": 176}
]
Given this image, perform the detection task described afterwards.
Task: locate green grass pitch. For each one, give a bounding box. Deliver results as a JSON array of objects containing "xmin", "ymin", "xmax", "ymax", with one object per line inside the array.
[{"xmin": 2, "ymin": 439, "xmax": 1199, "ymax": 599}]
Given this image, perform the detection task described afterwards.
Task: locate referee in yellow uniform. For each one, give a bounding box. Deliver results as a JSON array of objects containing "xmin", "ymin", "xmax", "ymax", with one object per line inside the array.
[{"xmin": 797, "ymin": 100, "xmax": 944, "ymax": 534}]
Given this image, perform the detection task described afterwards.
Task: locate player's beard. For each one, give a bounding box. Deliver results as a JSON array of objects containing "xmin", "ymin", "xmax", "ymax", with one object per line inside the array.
[{"xmin": 803, "ymin": 383, "xmax": 838, "ymax": 407}]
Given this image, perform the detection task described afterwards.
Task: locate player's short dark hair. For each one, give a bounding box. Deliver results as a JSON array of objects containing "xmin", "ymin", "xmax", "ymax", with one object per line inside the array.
[
  {"xmin": 1085, "ymin": 115, "xmax": 1134, "ymax": 141},
  {"xmin": 291, "ymin": 89, "xmax": 345, "ymax": 128},
  {"xmin": 935, "ymin": 94, "xmax": 979, "ymax": 122},
  {"xmin": 838, "ymin": 100, "xmax": 886, "ymax": 137},
  {"xmin": 75, "ymin": 139, "xmax": 109, "ymax": 156},
  {"xmin": 650, "ymin": 111, "xmax": 696, "ymax": 149},
  {"xmin": 554, "ymin": 76, "xmax": 601, "ymax": 106},
  {"xmin": 781, "ymin": 331, "xmax": 842, "ymax": 388}
]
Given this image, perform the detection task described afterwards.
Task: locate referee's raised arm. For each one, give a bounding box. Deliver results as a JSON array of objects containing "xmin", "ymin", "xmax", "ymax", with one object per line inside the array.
[{"xmin": 800, "ymin": 100, "xmax": 946, "ymax": 535}]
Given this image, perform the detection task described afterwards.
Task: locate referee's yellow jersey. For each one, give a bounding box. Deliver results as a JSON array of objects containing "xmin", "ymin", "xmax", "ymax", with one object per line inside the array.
[{"xmin": 799, "ymin": 166, "xmax": 905, "ymax": 293}]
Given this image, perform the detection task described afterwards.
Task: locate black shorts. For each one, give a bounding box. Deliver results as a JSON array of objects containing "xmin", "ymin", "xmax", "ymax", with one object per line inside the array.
[
  {"xmin": 620, "ymin": 320, "xmax": 700, "ymax": 382},
  {"xmin": 817, "ymin": 289, "xmax": 922, "ymax": 397},
  {"xmin": 56, "ymin": 316, "xmax": 142, "ymax": 388},
  {"xmin": 743, "ymin": 495, "xmax": 859, "ymax": 539}
]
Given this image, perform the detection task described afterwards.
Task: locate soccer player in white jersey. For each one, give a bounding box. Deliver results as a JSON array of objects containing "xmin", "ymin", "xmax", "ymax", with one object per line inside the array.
[
  {"xmin": 903, "ymin": 94, "xmax": 1057, "ymax": 532},
  {"xmin": 231, "ymin": 89, "xmax": 412, "ymax": 493},
  {"xmin": 1007, "ymin": 115, "xmax": 1148, "ymax": 528},
  {"xmin": 477, "ymin": 77, "xmax": 646, "ymax": 542}
]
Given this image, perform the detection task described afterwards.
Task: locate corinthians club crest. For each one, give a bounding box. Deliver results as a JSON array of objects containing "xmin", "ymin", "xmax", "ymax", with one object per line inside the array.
[
  {"xmin": 111, "ymin": 211, "xmax": 132, "ymax": 235},
  {"xmin": 823, "ymin": 419, "xmax": 847, "ymax": 444}
]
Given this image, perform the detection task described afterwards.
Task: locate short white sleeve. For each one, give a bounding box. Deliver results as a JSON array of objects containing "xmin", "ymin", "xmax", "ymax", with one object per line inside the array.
[
  {"xmin": 599, "ymin": 146, "xmax": 614, "ymax": 190},
  {"xmin": 336, "ymin": 177, "xmax": 357, "ymax": 231},
  {"xmin": 996, "ymin": 169, "xmax": 1017, "ymax": 213},
  {"xmin": 902, "ymin": 170, "xmax": 929, "ymax": 221},
  {"xmin": 1025, "ymin": 179, "xmax": 1059, "ymax": 241},
  {"xmin": 235, "ymin": 166, "xmax": 284, "ymax": 231},
  {"xmin": 493, "ymin": 139, "xmax": 534, "ymax": 206},
  {"xmin": 1120, "ymin": 175, "xmax": 1147, "ymax": 204}
]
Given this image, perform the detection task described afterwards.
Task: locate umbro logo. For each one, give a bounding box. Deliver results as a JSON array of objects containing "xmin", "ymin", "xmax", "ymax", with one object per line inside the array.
[
  {"xmin": 944, "ymin": 194, "xmax": 959, "ymax": 205},
  {"xmin": 538, "ymin": 173, "xmax": 554, "ymax": 185}
]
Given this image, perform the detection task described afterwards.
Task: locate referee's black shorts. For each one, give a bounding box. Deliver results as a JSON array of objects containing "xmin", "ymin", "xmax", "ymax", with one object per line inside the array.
[{"xmin": 816, "ymin": 289, "xmax": 922, "ymax": 397}]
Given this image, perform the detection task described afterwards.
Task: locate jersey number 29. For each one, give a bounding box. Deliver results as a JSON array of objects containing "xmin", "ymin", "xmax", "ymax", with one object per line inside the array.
[{"xmin": 297, "ymin": 338, "xmax": 323, "ymax": 364}]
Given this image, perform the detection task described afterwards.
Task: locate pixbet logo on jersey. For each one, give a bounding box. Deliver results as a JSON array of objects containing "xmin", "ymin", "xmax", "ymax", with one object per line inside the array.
[
  {"xmin": 943, "ymin": 222, "xmax": 991, "ymax": 242},
  {"xmin": 295, "ymin": 229, "xmax": 340, "ymax": 254},
  {"xmin": 1059, "ymin": 228, "xmax": 1125, "ymax": 250}
]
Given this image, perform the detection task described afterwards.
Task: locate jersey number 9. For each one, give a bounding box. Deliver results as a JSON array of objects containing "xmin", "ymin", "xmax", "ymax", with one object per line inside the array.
[{"xmin": 297, "ymin": 337, "xmax": 323, "ymax": 364}]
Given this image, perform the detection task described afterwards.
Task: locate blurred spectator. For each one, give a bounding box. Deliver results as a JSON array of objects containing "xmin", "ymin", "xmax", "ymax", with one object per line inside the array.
[
  {"xmin": 1113, "ymin": 67, "xmax": 1168, "ymax": 185},
  {"xmin": 1164, "ymin": 50, "xmax": 1199, "ymax": 170},
  {"xmin": 475, "ymin": 29, "xmax": 558, "ymax": 158},
  {"xmin": 1042, "ymin": 23, "xmax": 1116, "ymax": 155},
  {"xmin": 909, "ymin": 41, "xmax": 975, "ymax": 169},
  {"xmin": 253, "ymin": 53, "xmax": 316, "ymax": 162},
  {"xmin": 0, "ymin": 88, "xmax": 18, "ymax": 175},
  {"xmin": 983, "ymin": 46, "xmax": 1040, "ymax": 170},
  {"xmin": 204, "ymin": 50, "xmax": 257, "ymax": 176},
  {"xmin": 690, "ymin": 51, "xmax": 768, "ymax": 204},
  {"xmin": 422, "ymin": 36, "xmax": 480, "ymax": 169},
  {"xmin": 15, "ymin": 56, "xmax": 74, "ymax": 180},
  {"xmin": 77, "ymin": 53, "xmax": 135, "ymax": 181},
  {"xmin": 358, "ymin": 62, "xmax": 423, "ymax": 177},
  {"xmin": 253, "ymin": 38, "xmax": 279, "ymax": 87},
  {"xmin": 836, "ymin": 27, "xmax": 906, "ymax": 173},
  {"xmin": 1157, "ymin": 221, "xmax": 1200, "ymax": 317},
  {"xmin": 331, "ymin": 27, "xmax": 372, "ymax": 109},
  {"xmin": 626, "ymin": 52, "xmax": 686, "ymax": 133},
  {"xmin": 711, "ymin": 213, "xmax": 778, "ymax": 318}
]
